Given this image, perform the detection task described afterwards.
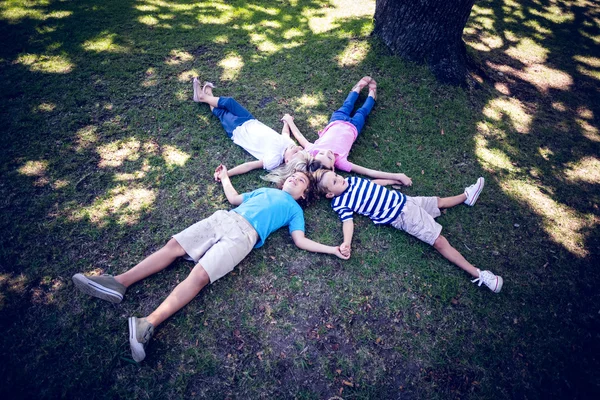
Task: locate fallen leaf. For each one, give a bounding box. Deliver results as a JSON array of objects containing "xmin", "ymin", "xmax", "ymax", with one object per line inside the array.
[
  {"xmin": 441, "ymin": 128, "xmax": 445, "ymax": 135},
  {"xmin": 256, "ymin": 351, "xmax": 263, "ymax": 361},
  {"xmin": 396, "ymin": 162, "xmax": 401, "ymax": 167},
  {"xmin": 376, "ymin": 337, "xmax": 383, "ymax": 344},
  {"xmin": 421, "ymin": 170, "xmax": 424, "ymax": 175},
  {"xmin": 342, "ymin": 380, "xmax": 354, "ymax": 387},
  {"xmin": 416, "ymin": 312, "xmax": 421, "ymax": 319}
]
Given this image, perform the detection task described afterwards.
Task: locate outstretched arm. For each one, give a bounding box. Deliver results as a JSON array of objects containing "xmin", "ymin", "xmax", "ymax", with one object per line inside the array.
[
  {"xmin": 349, "ymin": 162, "xmax": 412, "ymax": 186},
  {"xmin": 282, "ymin": 114, "xmax": 312, "ymax": 149},
  {"xmin": 281, "ymin": 119, "xmax": 291, "ymax": 138},
  {"xmin": 215, "ymin": 164, "xmax": 244, "ymax": 205},
  {"xmin": 291, "ymin": 231, "xmax": 350, "ymax": 260},
  {"xmin": 216, "ymin": 160, "xmax": 264, "ymax": 181},
  {"xmin": 339, "ymin": 219, "xmax": 354, "ymax": 257}
]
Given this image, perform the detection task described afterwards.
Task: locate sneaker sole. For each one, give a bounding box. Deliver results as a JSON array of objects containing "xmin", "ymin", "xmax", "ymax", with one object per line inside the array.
[
  {"xmin": 128, "ymin": 317, "xmax": 146, "ymax": 362},
  {"xmin": 72, "ymin": 274, "xmax": 123, "ymax": 304},
  {"xmin": 492, "ymin": 276, "xmax": 503, "ymax": 293},
  {"xmin": 467, "ymin": 178, "xmax": 485, "ymax": 206}
]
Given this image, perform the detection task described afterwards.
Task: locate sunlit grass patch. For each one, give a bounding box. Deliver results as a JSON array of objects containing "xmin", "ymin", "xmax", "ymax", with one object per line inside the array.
[
  {"xmin": 70, "ymin": 186, "xmax": 156, "ymax": 227},
  {"xmin": 162, "ymin": 144, "xmax": 190, "ymax": 168},
  {"xmin": 336, "ymin": 41, "xmax": 370, "ymax": 67},
  {"xmin": 14, "ymin": 53, "xmax": 74, "ymax": 73},
  {"xmin": 563, "ymin": 156, "xmax": 600, "ymax": 185},
  {"xmin": 165, "ymin": 49, "xmax": 193, "ymax": 65},
  {"xmin": 483, "ymin": 97, "xmax": 532, "ymax": 134},
  {"xmin": 18, "ymin": 160, "xmax": 48, "ymax": 177},
  {"xmin": 36, "ymin": 102, "xmax": 56, "ymax": 112},
  {"xmin": 97, "ymin": 138, "xmax": 141, "ymax": 168},
  {"xmin": 218, "ymin": 53, "xmax": 244, "ymax": 81},
  {"xmin": 503, "ymin": 179, "xmax": 596, "ymax": 257},
  {"xmin": 82, "ymin": 32, "xmax": 129, "ymax": 53},
  {"xmin": 305, "ymin": 0, "xmax": 374, "ymax": 35},
  {"xmin": 505, "ymin": 38, "xmax": 548, "ymax": 64}
]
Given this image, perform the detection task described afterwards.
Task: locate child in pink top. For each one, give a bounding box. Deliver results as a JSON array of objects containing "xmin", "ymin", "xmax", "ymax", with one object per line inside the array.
[{"xmin": 284, "ymin": 77, "xmax": 412, "ymax": 186}]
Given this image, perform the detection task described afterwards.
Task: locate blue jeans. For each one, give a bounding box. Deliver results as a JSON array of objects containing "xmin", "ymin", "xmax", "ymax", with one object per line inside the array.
[
  {"xmin": 329, "ymin": 91, "xmax": 375, "ymax": 135},
  {"xmin": 212, "ymin": 97, "xmax": 255, "ymax": 138}
]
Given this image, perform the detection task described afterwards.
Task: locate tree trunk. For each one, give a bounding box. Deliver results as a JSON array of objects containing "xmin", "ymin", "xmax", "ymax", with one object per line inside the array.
[{"xmin": 373, "ymin": 0, "xmax": 476, "ymax": 86}]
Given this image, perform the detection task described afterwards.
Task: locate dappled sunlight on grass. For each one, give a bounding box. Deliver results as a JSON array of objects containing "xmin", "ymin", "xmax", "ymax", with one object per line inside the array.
[
  {"xmin": 162, "ymin": 144, "xmax": 190, "ymax": 168},
  {"xmin": 305, "ymin": 0, "xmax": 374, "ymax": 35},
  {"xmin": 18, "ymin": 160, "xmax": 47, "ymax": 177},
  {"xmin": 0, "ymin": 273, "xmax": 27, "ymax": 310},
  {"xmin": 563, "ymin": 156, "xmax": 600, "ymax": 184},
  {"xmin": 219, "ymin": 53, "xmax": 244, "ymax": 81},
  {"xmin": 97, "ymin": 138, "xmax": 141, "ymax": 168},
  {"xmin": 503, "ymin": 179, "xmax": 596, "ymax": 257},
  {"xmin": 487, "ymin": 61, "xmax": 573, "ymax": 94},
  {"xmin": 165, "ymin": 49, "xmax": 193, "ymax": 65},
  {"xmin": 69, "ymin": 186, "xmax": 156, "ymax": 227},
  {"xmin": 31, "ymin": 277, "xmax": 64, "ymax": 305},
  {"xmin": 75, "ymin": 125, "xmax": 98, "ymax": 152},
  {"xmin": 36, "ymin": 102, "xmax": 56, "ymax": 112},
  {"xmin": 14, "ymin": 53, "xmax": 74, "ymax": 74},
  {"xmin": 82, "ymin": 32, "xmax": 130, "ymax": 53},
  {"xmin": 483, "ymin": 97, "xmax": 532, "ymax": 134},
  {"xmin": 0, "ymin": 1, "xmax": 72, "ymax": 24},
  {"xmin": 336, "ymin": 41, "xmax": 370, "ymax": 67},
  {"xmin": 475, "ymin": 131, "xmax": 518, "ymax": 172}
]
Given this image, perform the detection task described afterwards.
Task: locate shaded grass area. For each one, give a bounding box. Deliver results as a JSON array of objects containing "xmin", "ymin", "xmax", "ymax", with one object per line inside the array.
[{"xmin": 0, "ymin": 0, "xmax": 598, "ymax": 398}]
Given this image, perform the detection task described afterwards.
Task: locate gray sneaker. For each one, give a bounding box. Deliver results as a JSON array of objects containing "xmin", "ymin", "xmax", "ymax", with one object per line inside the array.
[
  {"xmin": 128, "ymin": 317, "xmax": 154, "ymax": 362},
  {"xmin": 464, "ymin": 177, "xmax": 485, "ymax": 206},
  {"xmin": 72, "ymin": 273, "xmax": 126, "ymax": 304}
]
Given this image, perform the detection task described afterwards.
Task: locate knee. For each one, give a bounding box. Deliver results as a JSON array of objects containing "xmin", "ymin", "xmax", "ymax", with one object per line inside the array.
[
  {"xmin": 433, "ymin": 235, "xmax": 448, "ymax": 250},
  {"xmin": 165, "ymin": 238, "xmax": 186, "ymax": 257},
  {"xmin": 188, "ymin": 264, "xmax": 210, "ymax": 289}
]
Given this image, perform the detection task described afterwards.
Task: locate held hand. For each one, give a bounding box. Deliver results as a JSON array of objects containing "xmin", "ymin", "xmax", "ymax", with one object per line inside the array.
[
  {"xmin": 281, "ymin": 114, "xmax": 294, "ymax": 124},
  {"xmin": 214, "ymin": 164, "xmax": 229, "ymax": 182},
  {"xmin": 340, "ymin": 242, "xmax": 351, "ymax": 257},
  {"xmin": 334, "ymin": 246, "xmax": 350, "ymax": 260}
]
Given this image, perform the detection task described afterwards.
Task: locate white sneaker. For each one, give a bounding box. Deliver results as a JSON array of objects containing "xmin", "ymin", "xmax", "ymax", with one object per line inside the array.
[
  {"xmin": 472, "ymin": 269, "xmax": 503, "ymax": 293},
  {"xmin": 464, "ymin": 177, "xmax": 485, "ymax": 206},
  {"xmin": 128, "ymin": 317, "xmax": 154, "ymax": 362}
]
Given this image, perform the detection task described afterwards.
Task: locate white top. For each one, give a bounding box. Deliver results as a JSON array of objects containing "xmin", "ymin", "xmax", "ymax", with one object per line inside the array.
[{"xmin": 231, "ymin": 119, "xmax": 294, "ymax": 170}]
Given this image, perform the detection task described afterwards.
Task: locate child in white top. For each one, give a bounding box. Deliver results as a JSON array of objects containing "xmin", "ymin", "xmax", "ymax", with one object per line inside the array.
[
  {"xmin": 193, "ymin": 78, "xmax": 303, "ymax": 177},
  {"xmin": 283, "ymin": 76, "xmax": 412, "ymax": 186}
]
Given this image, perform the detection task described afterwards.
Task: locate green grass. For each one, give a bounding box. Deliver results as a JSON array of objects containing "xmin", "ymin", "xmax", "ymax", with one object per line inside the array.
[{"xmin": 1, "ymin": 0, "xmax": 599, "ymax": 398}]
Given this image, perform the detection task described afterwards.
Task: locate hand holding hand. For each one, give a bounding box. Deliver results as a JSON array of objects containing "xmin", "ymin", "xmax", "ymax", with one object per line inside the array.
[
  {"xmin": 214, "ymin": 164, "xmax": 228, "ymax": 182},
  {"xmin": 334, "ymin": 246, "xmax": 350, "ymax": 260},
  {"xmin": 281, "ymin": 114, "xmax": 294, "ymax": 124},
  {"xmin": 340, "ymin": 242, "xmax": 351, "ymax": 257}
]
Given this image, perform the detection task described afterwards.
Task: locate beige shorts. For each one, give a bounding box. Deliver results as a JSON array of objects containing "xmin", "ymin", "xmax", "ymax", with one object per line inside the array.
[
  {"xmin": 173, "ymin": 210, "xmax": 258, "ymax": 283},
  {"xmin": 390, "ymin": 196, "xmax": 442, "ymax": 246}
]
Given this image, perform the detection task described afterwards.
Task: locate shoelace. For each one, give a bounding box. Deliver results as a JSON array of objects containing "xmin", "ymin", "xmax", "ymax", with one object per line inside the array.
[{"xmin": 471, "ymin": 271, "xmax": 493, "ymax": 287}]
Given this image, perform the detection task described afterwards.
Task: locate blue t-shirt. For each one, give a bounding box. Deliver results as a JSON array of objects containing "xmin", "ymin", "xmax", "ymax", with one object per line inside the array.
[{"xmin": 233, "ymin": 188, "xmax": 305, "ymax": 248}]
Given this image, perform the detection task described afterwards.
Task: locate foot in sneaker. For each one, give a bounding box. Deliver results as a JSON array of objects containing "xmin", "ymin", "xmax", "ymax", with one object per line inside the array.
[
  {"xmin": 128, "ymin": 317, "xmax": 155, "ymax": 362},
  {"xmin": 72, "ymin": 273, "xmax": 126, "ymax": 303},
  {"xmin": 464, "ymin": 177, "xmax": 484, "ymax": 206},
  {"xmin": 472, "ymin": 269, "xmax": 503, "ymax": 293}
]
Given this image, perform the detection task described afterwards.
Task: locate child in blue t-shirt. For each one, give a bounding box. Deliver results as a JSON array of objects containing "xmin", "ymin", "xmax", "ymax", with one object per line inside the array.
[
  {"xmin": 73, "ymin": 166, "xmax": 348, "ymax": 363},
  {"xmin": 313, "ymin": 169, "xmax": 503, "ymax": 293}
]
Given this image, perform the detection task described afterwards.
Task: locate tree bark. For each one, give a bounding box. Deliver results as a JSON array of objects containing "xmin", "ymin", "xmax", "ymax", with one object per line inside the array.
[{"xmin": 373, "ymin": 0, "xmax": 476, "ymax": 86}]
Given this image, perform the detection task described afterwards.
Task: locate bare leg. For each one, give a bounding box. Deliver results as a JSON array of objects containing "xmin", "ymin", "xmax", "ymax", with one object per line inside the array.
[
  {"xmin": 115, "ymin": 239, "xmax": 186, "ymax": 288},
  {"xmin": 145, "ymin": 263, "xmax": 210, "ymax": 327},
  {"xmin": 433, "ymin": 235, "xmax": 479, "ymax": 278},
  {"xmin": 193, "ymin": 77, "xmax": 219, "ymax": 109},
  {"xmin": 437, "ymin": 193, "xmax": 467, "ymax": 209}
]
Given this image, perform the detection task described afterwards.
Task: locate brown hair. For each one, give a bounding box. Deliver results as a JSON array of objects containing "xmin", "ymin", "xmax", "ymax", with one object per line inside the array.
[{"xmin": 310, "ymin": 168, "xmax": 334, "ymax": 196}]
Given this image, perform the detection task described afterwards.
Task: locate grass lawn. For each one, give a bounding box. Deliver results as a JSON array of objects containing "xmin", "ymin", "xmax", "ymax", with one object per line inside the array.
[{"xmin": 1, "ymin": 0, "xmax": 599, "ymax": 398}]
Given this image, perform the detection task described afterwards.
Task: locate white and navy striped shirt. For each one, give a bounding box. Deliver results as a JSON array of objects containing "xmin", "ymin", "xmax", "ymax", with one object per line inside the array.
[{"xmin": 331, "ymin": 177, "xmax": 406, "ymax": 224}]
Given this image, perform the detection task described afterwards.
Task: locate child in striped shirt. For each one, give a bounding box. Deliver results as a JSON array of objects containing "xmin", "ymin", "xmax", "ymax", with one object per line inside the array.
[{"xmin": 313, "ymin": 170, "xmax": 503, "ymax": 293}]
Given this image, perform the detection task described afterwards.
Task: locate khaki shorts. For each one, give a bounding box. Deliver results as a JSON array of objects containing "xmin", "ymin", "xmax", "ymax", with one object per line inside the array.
[
  {"xmin": 173, "ymin": 210, "xmax": 258, "ymax": 283},
  {"xmin": 390, "ymin": 196, "xmax": 442, "ymax": 246}
]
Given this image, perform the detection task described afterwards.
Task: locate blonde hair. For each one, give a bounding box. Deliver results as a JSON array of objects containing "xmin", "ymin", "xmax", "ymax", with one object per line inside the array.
[
  {"xmin": 261, "ymin": 151, "xmax": 324, "ymax": 188},
  {"xmin": 311, "ymin": 168, "xmax": 334, "ymax": 196}
]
